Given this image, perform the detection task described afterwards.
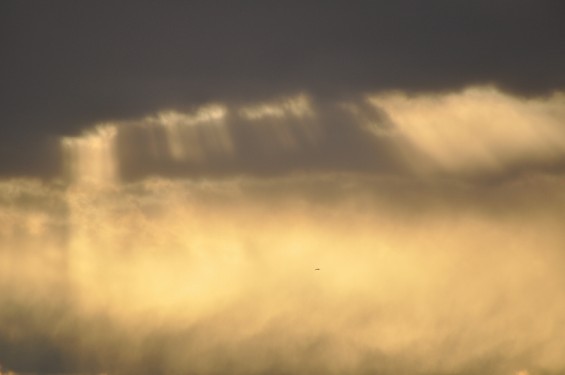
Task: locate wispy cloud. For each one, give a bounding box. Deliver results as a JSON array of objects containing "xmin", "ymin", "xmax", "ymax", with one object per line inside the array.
[
  {"xmin": 371, "ymin": 87, "xmax": 565, "ymax": 176},
  {"xmin": 2, "ymin": 87, "xmax": 565, "ymax": 374},
  {"xmin": 59, "ymin": 87, "xmax": 565, "ymax": 184},
  {"xmin": 1, "ymin": 172, "xmax": 565, "ymax": 374}
]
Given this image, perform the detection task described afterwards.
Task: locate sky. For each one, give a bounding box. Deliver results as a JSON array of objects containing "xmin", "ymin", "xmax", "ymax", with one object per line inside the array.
[
  {"xmin": 2, "ymin": 0, "xmax": 565, "ymax": 179},
  {"xmin": 1, "ymin": 2, "xmax": 565, "ymax": 375}
]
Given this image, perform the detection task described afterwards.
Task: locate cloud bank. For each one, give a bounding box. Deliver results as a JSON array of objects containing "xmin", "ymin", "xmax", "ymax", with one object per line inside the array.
[
  {"xmin": 58, "ymin": 87, "xmax": 565, "ymax": 183},
  {"xmin": 1, "ymin": 173, "xmax": 565, "ymax": 375},
  {"xmin": 1, "ymin": 87, "xmax": 565, "ymax": 374},
  {"xmin": 2, "ymin": 2, "xmax": 565, "ymax": 373}
]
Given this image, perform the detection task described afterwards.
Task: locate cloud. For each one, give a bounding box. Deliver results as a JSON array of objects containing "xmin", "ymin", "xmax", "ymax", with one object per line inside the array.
[
  {"xmin": 1, "ymin": 173, "xmax": 565, "ymax": 374},
  {"xmin": 1, "ymin": 1, "xmax": 564, "ymax": 178},
  {"xmin": 59, "ymin": 93, "xmax": 398, "ymax": 183},
  {"xmin": 2, "ymin": 2, "xmax": 565, "ymax": 373},
  {"xmin": 56, "ymin": 87, "xmax": 565, "ymax": 184},
  {"xmin": 3, "ymin": 86, "xmax": 565, "ymax": 374},
  {"xmin": 370, "ymin": 87, "xmax": 565, "ymax": 177}
]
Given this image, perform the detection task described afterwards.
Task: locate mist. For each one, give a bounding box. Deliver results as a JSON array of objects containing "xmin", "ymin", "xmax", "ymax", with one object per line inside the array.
[{"xmin": 2, "ymin": 87, "xmax": 565, "ymax": 375}]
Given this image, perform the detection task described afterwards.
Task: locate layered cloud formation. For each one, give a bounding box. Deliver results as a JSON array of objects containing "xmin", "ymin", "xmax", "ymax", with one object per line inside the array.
[
  {"xmin": 58, "ymin": 87, "xmax": 565, "ymax": 184},
  {"xmin": 2, "ymin": 2, "xmax": 564, "ymax": 177},
  {"xmin": 1, "ymin": 86, "xmax": 565, "ymax": 374},
  {"xmin": 2, "ymin": 2, "xmax": 565, "ymax": 374}
]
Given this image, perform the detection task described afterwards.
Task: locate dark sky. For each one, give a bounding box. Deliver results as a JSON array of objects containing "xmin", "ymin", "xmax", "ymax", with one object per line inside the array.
[{"xmin": 1, "ymin": 0, "xmax": 564, "ymax": 177}]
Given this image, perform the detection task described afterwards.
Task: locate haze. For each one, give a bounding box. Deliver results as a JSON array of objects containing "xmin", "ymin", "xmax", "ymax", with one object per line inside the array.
[{"xmin": 1, "ymin": 2, "xmax": 565, "ymax": 375}]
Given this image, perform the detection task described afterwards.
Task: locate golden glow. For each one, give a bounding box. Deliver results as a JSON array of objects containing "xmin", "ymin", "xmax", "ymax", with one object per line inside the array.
[
  {"xmin": 370, "ymin": 87, "xmax": 565, "ymax": 174},
  {"xmin": 60, "ymin": 95, "xmax": 323, "ymax": 178},
  {"xmin": 2, "ymin": 174, "xmax": 565, "ymax": 374},
  {"xmin": 237, "ymin": 94, "xmax": 320, "ymax": 153},
  {"xmin": 145, "ymin": 105, "xmax": 233, "ymax": 162},
  {"xmin": 238, "ymin": 94, "xmax": 314, "ymax": 120},
  {"xmin": 61, "ymin": 124, "xmax": 118, "ymax": 185},
  {"xmin": 4, "ymin": 88, "xmax": 565, "ymax": 374}
]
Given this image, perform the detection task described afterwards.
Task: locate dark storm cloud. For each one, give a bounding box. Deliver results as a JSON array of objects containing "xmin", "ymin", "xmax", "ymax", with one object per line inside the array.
[{"xmin": 1, "ymin": 0, "xmax": 564, "ymax": 177}]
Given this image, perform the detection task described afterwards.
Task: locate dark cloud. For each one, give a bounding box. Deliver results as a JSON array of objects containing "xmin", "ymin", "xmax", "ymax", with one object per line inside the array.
[{"xmin": 1, "ymin": 0, "xmax": 564, "ymax": 177}]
